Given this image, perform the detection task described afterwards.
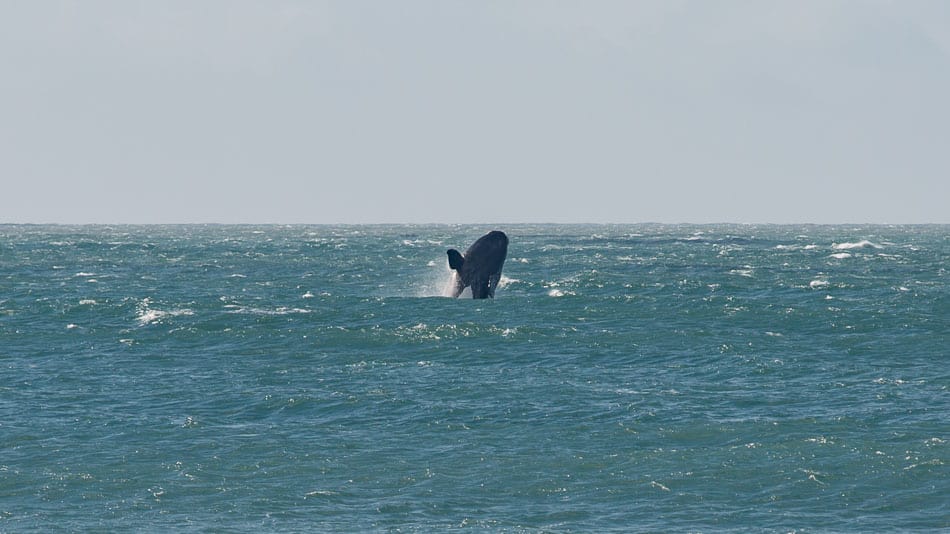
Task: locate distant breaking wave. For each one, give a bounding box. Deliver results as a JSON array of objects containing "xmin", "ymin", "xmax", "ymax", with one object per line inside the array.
[{"xmin": 832, "ymin": 240, "xmax": 882, "ymax": 250}]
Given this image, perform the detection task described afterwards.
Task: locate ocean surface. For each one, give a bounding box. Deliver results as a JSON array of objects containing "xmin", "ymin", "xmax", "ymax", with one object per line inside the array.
[{"xmin": 1, "ymin": 224, "xmax": 947, "ymax": 532}]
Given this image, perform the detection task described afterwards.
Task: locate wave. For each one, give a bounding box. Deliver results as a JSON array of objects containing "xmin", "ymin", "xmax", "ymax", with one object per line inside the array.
[
  {"xmin": 548, "ymin": 288, "xmax": 575, "ymax": 297},
  {"xmin": 832, "ymin": 240, "xmax": 882, "ymax": 250},
  {"xmin": 498, "ymin": 275, "xmax": 519, "ymax": 288},
  {"xmin": 136, "ymin": 298, "xmax": 195, "ymax": 325},
  {"xmin": 137, "ymin": 307, "xmax": 194, "ymax": 325},
  {"xmin": 224, "ymin": 306, "xmax": 311, "ymax": 316},
  {"xmin": 775, "ymin": 244, "xmax": 818, "ymax": 251}
]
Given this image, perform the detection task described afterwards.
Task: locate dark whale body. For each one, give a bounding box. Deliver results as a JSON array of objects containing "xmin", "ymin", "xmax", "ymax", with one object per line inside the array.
[{"xmin": 446, "ymin": 231, "xmax": 508, "ymax": 299}]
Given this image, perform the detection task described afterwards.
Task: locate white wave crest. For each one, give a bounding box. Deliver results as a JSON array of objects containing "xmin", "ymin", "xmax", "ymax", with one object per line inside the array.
[
  {"xmin": 136, "ymin": 298, "xmax": 194, "ymax": 325},
  {"xmin": 832, "ymin": 240, "xmax": 881, "ymax": 250},
  {"xmin": 498, "ymin": 275, "xmax": 519, "ymax": 288},
  {"xmin": 137, "ymin": 308, "xmax": 194, "ymax": 325},
  {"xmin": 227, "ymin": 306, "xmax": 311, "ymax": 316},
  {"xmin": 548, "ymin": 288, "xmax": 575, "ymax": 297}
]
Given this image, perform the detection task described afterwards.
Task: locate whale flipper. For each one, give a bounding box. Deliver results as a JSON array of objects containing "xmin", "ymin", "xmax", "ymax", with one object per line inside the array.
[{"xmin": 447, "ymin": 249, "xmax": 465, "ymax": 270}]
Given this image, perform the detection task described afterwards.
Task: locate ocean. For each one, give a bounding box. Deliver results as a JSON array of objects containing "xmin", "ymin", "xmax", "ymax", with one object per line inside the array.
[{"xmin": 1, "ymin": 224, "xmax": 946, "ymax": 532}]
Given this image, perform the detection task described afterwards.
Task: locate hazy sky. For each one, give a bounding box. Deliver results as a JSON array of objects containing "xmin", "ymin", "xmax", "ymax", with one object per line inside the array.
[{"xmin": 2, "ymin": 1, "xmax": 948, "ymax": 224}]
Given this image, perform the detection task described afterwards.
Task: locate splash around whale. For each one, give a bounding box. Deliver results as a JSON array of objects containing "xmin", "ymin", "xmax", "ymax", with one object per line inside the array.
[{"xmin": 446, "ymin": 231, "xmax": 508, "ymax": 299}]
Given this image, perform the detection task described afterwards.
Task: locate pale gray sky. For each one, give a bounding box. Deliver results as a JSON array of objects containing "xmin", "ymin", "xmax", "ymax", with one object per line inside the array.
[{"xmin": 2, "ymin": 1, "xmax": 948, "ymax": 224}]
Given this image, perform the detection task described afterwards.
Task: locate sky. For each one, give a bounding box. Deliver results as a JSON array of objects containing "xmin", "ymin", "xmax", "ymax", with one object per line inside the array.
[{"xmin": 2, "ymin": 1, "xmax": 949, "ymax": 224}]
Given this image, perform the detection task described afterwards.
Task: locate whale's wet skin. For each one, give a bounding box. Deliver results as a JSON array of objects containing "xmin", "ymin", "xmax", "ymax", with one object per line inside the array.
[
  {"xmin": 1, "ymin": 224, "xmax": 947, "ymax": 531},
  {"xmin": 446, "ymin": 230, "xmax": 508, "ymax": 299}
]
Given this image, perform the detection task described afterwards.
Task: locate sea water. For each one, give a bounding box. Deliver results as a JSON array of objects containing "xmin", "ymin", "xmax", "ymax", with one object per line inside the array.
[{"xmin": 1, "ymin": 224, "xmax": 946, "ymax": 532}]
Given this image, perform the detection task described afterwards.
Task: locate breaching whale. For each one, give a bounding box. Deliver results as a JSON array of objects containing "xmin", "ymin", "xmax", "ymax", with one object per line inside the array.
[{"xmin": 446, "ymin": 231, "xmax": 509, "ymax": 299}]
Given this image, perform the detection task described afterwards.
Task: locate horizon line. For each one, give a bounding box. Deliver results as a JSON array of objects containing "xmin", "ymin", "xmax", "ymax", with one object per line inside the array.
[{"xmin": 2, "ymin": 221, "xmax": 947, "ymax": 226}]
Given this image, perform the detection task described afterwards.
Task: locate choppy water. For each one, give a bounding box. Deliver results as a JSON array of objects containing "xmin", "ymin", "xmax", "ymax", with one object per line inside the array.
[{"xmin": 1, "ymin": 224, "xmax": 947, "ymax": 532}]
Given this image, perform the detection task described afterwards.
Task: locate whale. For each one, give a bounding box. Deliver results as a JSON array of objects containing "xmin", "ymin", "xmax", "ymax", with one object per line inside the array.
[{"xmin": 446, "ymin": 231, "xmax": 509, "ymax": 299}]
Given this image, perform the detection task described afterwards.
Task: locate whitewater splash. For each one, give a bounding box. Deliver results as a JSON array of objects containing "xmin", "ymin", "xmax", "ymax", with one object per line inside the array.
[
  {"xmin": 416, "ymin": 256, "xmax": 517, "ymax": 298},
  {"xmin": 414, "ymin": 256, "xmax": 457, "ymax": 297}
]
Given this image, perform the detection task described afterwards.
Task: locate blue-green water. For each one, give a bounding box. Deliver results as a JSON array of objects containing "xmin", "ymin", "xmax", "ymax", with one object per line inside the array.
[{"xmin": 1, "ymin": 224, "xmax": 947, "ymax": 532}]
